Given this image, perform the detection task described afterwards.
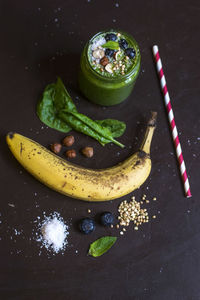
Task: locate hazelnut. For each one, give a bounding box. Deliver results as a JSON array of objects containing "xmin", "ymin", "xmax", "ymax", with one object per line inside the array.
[
  {"xmin": 82, "ymin": 147, "xmax": 94, "ymax": 158},
  {"xmin": 65, "ymin": 149, "xmax": 76, "ymax": 158},
  {"xmin": 50, "ymin": 143, "xmax": 62, "ymax": 154},
  {"xmin": 62, "ymin": 135, "xmax": 75, "ymax": 147},
  {"xmin": 100, "ymin": 56, "xmax": 109, "ymax": 66}
]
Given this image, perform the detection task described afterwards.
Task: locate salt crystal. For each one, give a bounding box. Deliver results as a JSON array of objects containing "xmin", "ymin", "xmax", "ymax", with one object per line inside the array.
[{"xmin": 36, "ymin": 212, "xmax": 69, "ymax": 254}]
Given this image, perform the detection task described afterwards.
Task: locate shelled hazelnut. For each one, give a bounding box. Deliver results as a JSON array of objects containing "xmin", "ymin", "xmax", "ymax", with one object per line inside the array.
[
  {"xmin": 82, "ymin": 147, "xmax": 94, "ymax": 158},
  {"xmin": 62, "ymin": 135, "xmax": 75, "ymax": 147},
  {"xmin": 50, "ymin": 143, "xmax": 62, "ymax": 154},
  {"xmin": 65, "ymin": 149, "xmax": 76, "ymax": 158}
]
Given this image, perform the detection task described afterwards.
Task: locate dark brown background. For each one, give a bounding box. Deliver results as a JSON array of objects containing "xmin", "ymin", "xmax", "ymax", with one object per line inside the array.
[{"xmin": 0, "ymin": 0, "xmax": 200, "ymax": 299}]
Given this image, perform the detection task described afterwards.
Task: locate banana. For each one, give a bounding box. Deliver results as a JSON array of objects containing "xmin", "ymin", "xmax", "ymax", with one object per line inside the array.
[{"xmin": 6, "ymin": 112, "xmax": 157, "ymax": 202}]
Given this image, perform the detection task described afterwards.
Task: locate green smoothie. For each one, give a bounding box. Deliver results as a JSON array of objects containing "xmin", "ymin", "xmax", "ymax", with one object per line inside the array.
[{"xmin": 78, "ymin": 30, "xmax": 141, "ymax": 106}]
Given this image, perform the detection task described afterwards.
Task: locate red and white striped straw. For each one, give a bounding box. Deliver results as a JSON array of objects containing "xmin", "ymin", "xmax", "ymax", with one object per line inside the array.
[{"xmin": 152, "ymin": 45, "xmax": 192, "ymax": 198}]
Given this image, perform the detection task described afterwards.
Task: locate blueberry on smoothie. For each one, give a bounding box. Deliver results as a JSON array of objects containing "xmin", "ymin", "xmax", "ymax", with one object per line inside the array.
[
  {"xmin": 105, "ymin": 48, "xmax": 115, "ymax": 57},
  {"xmin": 105, "ymin": 33, "xmax": 117, "ymax": 41},
  {"xmin": 119, "ymin": 38, "xmax": 128, "ymax": 50},
  {"xmin": 125, "ymin": 48, "xmax": 136, "ymax": 59}
]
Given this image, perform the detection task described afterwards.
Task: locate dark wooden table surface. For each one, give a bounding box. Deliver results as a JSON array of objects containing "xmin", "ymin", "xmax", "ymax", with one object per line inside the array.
[{"xmin": 1, "ymin": 1, "xmax": 200, "ymax": 299}]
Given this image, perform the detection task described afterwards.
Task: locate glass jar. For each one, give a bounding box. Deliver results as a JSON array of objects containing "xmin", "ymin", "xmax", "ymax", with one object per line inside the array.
[{"xmin": 78, "ymin": 30, "xmax": 141, "ymax": 106}]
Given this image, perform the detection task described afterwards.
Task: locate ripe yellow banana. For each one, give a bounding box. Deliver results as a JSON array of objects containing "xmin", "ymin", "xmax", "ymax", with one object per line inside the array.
[{"xmin": 6, "ymin": 112, "xmax": 157, "ymax": 202}]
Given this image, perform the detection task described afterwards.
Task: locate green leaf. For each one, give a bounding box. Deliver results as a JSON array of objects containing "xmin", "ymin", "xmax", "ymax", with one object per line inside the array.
[
  {"xmin": 59, "ymin": 111, "xmax": 112, "ymax": 146},
  {"xmin": 37, "ymin": 83, "xmax": 72, "ymax": 133},
  {"xmin": 54, "ymin": 77, "xmax": 77, "ymax": 113},
  {"xmin": 102, "ymin": 41, "xmax": 120, "ymax": 50},
  {"xmin": 96, "ymin": 119, "xmax": 126, "ymax": 138},
  {"xmin": 37, "ymin": 77, "xmax": 126, "ymax": 147},
  {"xmin": 37, "ymin": 77, "xmax": 77, "ymax": 133},
  {"xmin": 61, "ymin": 110, "xmax": 125, "ymax": 148},
  {"xmin": 88, "ymin": 236, "xmax": 117, "ymax": 257}
]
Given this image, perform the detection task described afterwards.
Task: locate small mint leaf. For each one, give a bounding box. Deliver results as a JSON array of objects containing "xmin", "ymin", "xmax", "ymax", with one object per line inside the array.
[
  {"xmin": 88, "ymin": 236, "xmax": 117, "ymax": 257},
  {"xmin": 102, "ymin": 41, "xmax": 120, "ymax": 50}
]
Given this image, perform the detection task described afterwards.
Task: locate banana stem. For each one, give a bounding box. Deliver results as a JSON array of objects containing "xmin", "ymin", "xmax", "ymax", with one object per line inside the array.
[{"xmin": 140, "ymin": 111, "xmax": 157, "ymax": 154}]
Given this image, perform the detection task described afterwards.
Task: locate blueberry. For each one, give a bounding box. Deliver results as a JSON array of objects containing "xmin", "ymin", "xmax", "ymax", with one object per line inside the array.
[
  {"xmin": 105, "ymin": 33, "xmax": 117, "ymax": 42},
  {"xmin": 79, "ymin": 218, "xmax": 96, "ymax": 234},
  {"xmin": 125, "ymin": 48, "xmax": 136, "ymax": 59},
  {"xmin": 100, "ymin": 212, "xmax": 115, "ymax": 226},
  {"xmin": 105, "ymin": 48, "xmax": 115, "ymax": 57},
  {"xmin": 119, "ymin": 39, "xmax": 128, "ymax": 50}
]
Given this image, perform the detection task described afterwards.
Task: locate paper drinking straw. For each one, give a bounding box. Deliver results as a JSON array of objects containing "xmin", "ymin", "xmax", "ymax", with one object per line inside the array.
[{"xmin": 152, "ymin": 45, "xmax": 192, "ymax": 198}]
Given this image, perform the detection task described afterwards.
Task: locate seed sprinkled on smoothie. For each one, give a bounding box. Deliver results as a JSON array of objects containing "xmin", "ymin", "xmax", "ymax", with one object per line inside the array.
[{"xmin": 88, "ymin": 30, "xmax": 138, "ymax": 77}]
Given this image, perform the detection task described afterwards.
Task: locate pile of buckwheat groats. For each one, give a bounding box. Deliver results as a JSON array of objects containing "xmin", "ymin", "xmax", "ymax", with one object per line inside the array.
[{"xmin": 116, "ymin": 195, "xmax": 157, "ymax": 235}]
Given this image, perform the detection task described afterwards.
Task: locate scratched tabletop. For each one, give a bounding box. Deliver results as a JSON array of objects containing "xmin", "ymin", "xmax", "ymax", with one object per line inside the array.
[{"xmin": 0, "ymin": 0, "xmax": 200, "ymax": 299}]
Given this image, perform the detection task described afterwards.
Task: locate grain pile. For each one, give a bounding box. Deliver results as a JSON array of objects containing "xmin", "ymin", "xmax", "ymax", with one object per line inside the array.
[{"xmin": 118, "ymin": 196, "xmax": 149, "ymax": 230}]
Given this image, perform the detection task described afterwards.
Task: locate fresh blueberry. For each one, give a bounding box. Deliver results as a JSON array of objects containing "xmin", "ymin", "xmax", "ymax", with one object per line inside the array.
[
  {"xmin": 105, "ymin": 48, "xmax": 115, "ymax": 57},
  {"xmin": 105, "ymin": 33, "xmax": 117, "ymax": 41},
  {"xmin": 79, "ymin": 218, "xmax": 96, "ymax": 234},
  {"xmin": 119, "ymin": 39, "xmax": 128, "ymax": 50},
  {"xmin": 125, "ymin": 48, "xmax": 136, "ymax": 59},
  {"xmin": 100, "ymin": 212, "xmax": 115, "ymax": 226}
]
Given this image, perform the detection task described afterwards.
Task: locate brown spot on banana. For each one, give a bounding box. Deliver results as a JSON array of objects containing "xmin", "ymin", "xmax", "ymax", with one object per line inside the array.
[
  {"xmin": 62, "ymin": 182, "xmax": 67, "ymax": 188},
  {"xmin": 20, "ymin": 143, "xmax": 23, "ymax": 155}
]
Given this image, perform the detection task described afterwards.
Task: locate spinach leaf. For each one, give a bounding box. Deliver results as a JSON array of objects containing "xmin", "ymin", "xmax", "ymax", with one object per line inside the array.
[
  {"xmin": 37, "ymin": 77, "xmax": 126, "ymax": 147},
  {"xmin": 54, "ymin": 77, "xmax": 77, "ymax": 113},
  {"xmin": 96, "ymin": 119, "xmax": 126, "ymax": 138},
  {"xmin": 37, "ymin": 83, "xmax": 72, "ymax": 133},
  {"xmin": 88, "ymin": 236, "xmax": 117, "ymax": 257},
  {"xmin": 61, "ymin": 110, "xmax": 124, "ymax": 148},
  {"xmin": 37, "ymin": 77, "xmax": 77, "ymax": 132},
  {"xmin": 59, "ymin": 111, "xmax": 111, "ymax": 146}
]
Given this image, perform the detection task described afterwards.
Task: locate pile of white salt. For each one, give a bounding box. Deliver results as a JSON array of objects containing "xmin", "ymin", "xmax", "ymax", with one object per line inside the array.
[{"xmin": 36, "ymin": 212, "xmax": 69, "ymax": 254}]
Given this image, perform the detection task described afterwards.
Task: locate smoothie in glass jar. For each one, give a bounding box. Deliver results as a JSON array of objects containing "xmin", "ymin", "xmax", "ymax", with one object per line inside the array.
[{"xmin": 78, "ymin": 30, "xmax": 141, "ymax": 106}]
